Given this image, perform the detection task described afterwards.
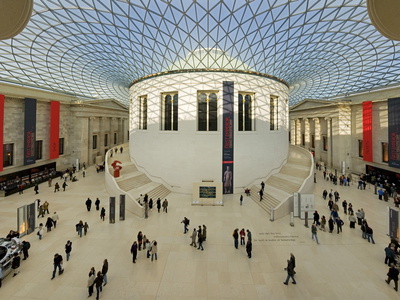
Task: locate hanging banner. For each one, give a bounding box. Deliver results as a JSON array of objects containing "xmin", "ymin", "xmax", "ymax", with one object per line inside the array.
[
  {"xmin": 0, "ymin": 95, "xmax": 4, "ymax": 171},
  {"xmin": 222, "ymin": 81, "xmax": 234, "ymax": 194},
  {"xmin": 388, "ymin": 97, "xmax": 400, "ymax": 168},
  {"xmin": 119, "ymin": 194, "xmax": 125, "ymax": 221},
  {"xmin": 362, "ymin": 101, "xmax": 373, "ymax": 162},
  {"xmin": 24, "ymin": 98, "xmax": 37, "ymax": 165},
  {"xmin": 109, "ymin": 196, "xmax": 115, "ymax": 223},
  {"xmin": 389, "ymin": 207, "xmax": 399, "ymax": 238},
  {"xmin": 49, "ymin": 101, "xmax": 60, "ymax": 159}
]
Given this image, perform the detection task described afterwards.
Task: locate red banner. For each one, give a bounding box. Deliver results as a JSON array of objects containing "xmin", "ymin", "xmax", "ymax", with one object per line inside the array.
[
  {"xmin": 49, "ymin": 101, "xmax": 60, "ymax": 159},
  {"xmin": 362, "ymin": 101, "xmax": 373, "ymax": 162},
  {"xmin": 0, "ymin": 95, "xmax": 4, "ymax": 171}
]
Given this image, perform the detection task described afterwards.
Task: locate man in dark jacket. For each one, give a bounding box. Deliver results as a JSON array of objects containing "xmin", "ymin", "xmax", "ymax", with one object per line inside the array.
[
  {"xmin": 386, "ymin": 263, "xmax": 399, "ymax": 291},
  {"xmin": 85, "ymin": 198, "xmax": 92, "ymax": 211},
  {"xmin": 283, "ymin": 259, "xmax": 296, "ymax": 285},
  {"xmin": 51, "ymin": 253, "xmax": 63, "ymax": 279},
  {"xmin": 94, "ymin": 271, "xmax": 104, "ymax": 299}
]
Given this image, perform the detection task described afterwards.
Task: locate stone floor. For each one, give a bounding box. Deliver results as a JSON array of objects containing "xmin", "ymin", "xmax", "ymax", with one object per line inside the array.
[{"xmin": 0, "ymin": 165, "xmax": 398, "ymax": 299}]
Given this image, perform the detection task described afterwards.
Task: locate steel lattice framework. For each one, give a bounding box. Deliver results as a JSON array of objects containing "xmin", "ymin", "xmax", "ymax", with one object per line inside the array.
[{"xmin": 0, "ymin": 0, "xmax": 400, "ymax": 106}]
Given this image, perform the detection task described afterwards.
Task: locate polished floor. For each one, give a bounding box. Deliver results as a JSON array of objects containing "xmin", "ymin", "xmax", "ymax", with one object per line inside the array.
[{"xmin": 0, "ymin": 166, "xmax": 398, "ymax": 299}]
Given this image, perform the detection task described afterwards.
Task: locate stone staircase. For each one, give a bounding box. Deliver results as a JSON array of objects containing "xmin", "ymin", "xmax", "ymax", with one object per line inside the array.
[
  {"xmin": 110, "ymin": 146, "xmax": 171, "ymax": 201},
  {"xmin": 248, "ymin": 146, "xmax": 311, "ymax": 214}
]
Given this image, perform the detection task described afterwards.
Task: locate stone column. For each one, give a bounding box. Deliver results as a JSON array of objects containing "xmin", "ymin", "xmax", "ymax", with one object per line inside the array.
[
  {"xmin": 313, "ymin": 118, "xmax": 321, "ymax": 162},
  {"xmin": 304, "ymin": 118, "xmax": 310, "ymax": 149},
  {"xmin": 295, "ymin": 119, "xmax": 302, "ymax": 146},
  {"xmin": 290, "ymin": 119, "xmax": 296, "ymax": 145}
]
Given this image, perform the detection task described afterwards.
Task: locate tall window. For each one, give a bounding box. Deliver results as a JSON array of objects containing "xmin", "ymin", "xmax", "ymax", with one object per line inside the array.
[
  {"xmin": 358, "ymin": 140, "xmax": 363, "ymax": 157},
  {"xmin": 198, "ymin": 91, "xmax": 218, "ymax": 131},
  {"xmin": 323, "ymin": 136, "xmax": 328, "ymax": 151},
  {"xmin": 104, "ymin": 134, "xmax": 108, "ymax": 147},
  {"xmin": 161, "ymin": 93, "xmax": 178, "ymax": 131},
  {"xmin": 59, "ymin": 138, "xmax": 64, "ymax": 155},
  {"xmin": 382, "ymin": 142, "xmax": 388, "ymax": 162},
  {"xmin": 238, "ymin": 93, "xmax": 254, "ymax": 131},
  {"xmin": 270, "ymin": 96, "xmax": 278, "ymax": 130},
  {"xmin": 36, "ymin": 140, "xmax": 43, "ymax": 160},
  {"xmin": 3, "ymin": 143, "xmax": 13, "ymax": 167},
  {"xmin": 138, "ymin": 95, "xmax": 147, "ymax": 130},
  {"xmin": 93, "ymin": 135, "xmax": 97, "ymax": 149}
]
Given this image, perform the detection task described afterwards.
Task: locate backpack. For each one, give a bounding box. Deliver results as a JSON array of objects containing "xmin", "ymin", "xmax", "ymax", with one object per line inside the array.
[{"xmin": 24, "ymin": 241, "xmax": 31, "ymax": 250}]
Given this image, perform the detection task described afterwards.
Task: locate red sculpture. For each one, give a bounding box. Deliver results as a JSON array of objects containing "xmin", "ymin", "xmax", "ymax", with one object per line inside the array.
[{"xmin": 111, "ymin": 160, "xmax": 122, "ymax": 178}]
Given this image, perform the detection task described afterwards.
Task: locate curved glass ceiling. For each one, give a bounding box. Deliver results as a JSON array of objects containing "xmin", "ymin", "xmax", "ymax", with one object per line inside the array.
[{"xmin": 0, "ymin": 0, "xmax": 400, "ymax": 106}]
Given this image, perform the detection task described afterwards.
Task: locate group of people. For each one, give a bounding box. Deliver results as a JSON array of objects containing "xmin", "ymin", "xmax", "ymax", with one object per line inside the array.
[
  {"xmin": 138, "ymin": 194, "xmax": 169, "ymax": 218},
  {"xmin": 75, "ymin": 220, "xmax": 90, "ymax": 237},
  {"xmin": 87, "ymin": 259, "xmax": 109, "ymax": 299},
  {"xmin": 189, "ymin": 225, "xmax": 207, "ymax": 250},
  {"xmin": 36, "ymin": 208, "xmax": 59, "ymax": 239},
  {"xmin": 109, "ymin": 146, "xmax": 124, "ymax": 157},
  {"xmin": 130, "ymin": 232, "xmax": 157, "ymax": 263},
  {"xmin": 384, "ymin": 238, "xmax": 400, "ymax": 291},
  {"xmin": 233, "ymin": 228, "xmax": 252, "ymax": 258}
]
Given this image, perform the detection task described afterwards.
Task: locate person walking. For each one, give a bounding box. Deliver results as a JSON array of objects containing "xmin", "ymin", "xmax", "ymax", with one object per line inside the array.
[
  {"xmin": 190, "ymin": 228, "xmax": 197, "ymax": 247},
  {"xmin": 385, "ymin": 244, "xmax": 396, "ymax": 266},
  {"xmin": 320, "ymin": 216, "xmax": 326, "ymax": 231},
  {"xmin": 34, "ymin": 183, "xmax": 39, "ymax": 194},
  {"xmin": 240, "ymin": 194, "xmax": 243, "ymax": 205},
  {"xmin": 95, "ymin": 198, "xmax": 100, "ymax": 211},
  {"xmin": 246, "ymin": 240, "xmax": 252, "ymax": 258},
  {"xmin": 342, "ymin": 200, "xmax": 348, "ymax": 214},
  {"xmin": 21, "ymin": 241, "xmax": 30, "ymax": 260},
  {"xmin": 54, "ymin": 182, "xmax": 60, "ymax": 192},
  {"xmin": 51, "ymin": 253, "xmax": 64, "ymax": 279},
  {"xmin": 151, "ymin": 241, "xmax": 158, "ymax": 261},
  {"xmin": 76, "ymin": 220, "xmax": 83, "ymax": 237},
  {"xmin": 94, "ymin": 271, "xmax": 104, "ymax": 300},
  {"xmin": 366, "ymin": 225, "xmax": 375, "ymax": 244},
  {"xmin": 386, "ymin": 263, "xmax": 399, "ymax": 292},
  {"xmin": 156, "ymin": 198, "xmax": 161, "ymax": 213},
  {"xmin": 84, "ymin": 222, "xmax": 89, "ymax": 235},
  {"xmin": 247, "ymin": 229, "xmax": 252, "ymax": 242},
  {"xmin": 52, "ymin": 212, "xmax": 59, "ymax": 228},
  {"xmin": 313, "ymin": 210, "xmax": 320, "ymax": 225},
  {"xmin": 311, "ymin": 224, "xmax": 319, "ymax": 244},
  {"xmin": 259, "ymin": 189, "xmax": 263, "ymax": 201},
  {"xmin": 88, "ymin": 272, "xmax": 95, "ymax": 297},
  {"xmin": 62, "ymin": 181, "xmax": 68, "ymax": 191},
  {"xmin": 85, "ymin": 198, "xmax": 92, "ymax": 211},
  {"xmin": 43, "ymin": 201, "xmax": 50, "ymax": 214},
  {"xmin": 45, "ymin": 217, "xmax": 54, "ymax": 232},
  {"xmin": 149, "ymin": 198, "xmax": 153, "ymax": 211},
  {"xmin": 336, "ymin": 217, "xmax": 344, "ymax": 234},
  {"xmin": 202, "ymin": 225, "xmax": 207, "ymax": 241},
  {"xmin": 240, "ymin": 228, "xmax": 246, "ymax": 245},
  {"xmin": 162, "ymin": 199, "xmax": 168, "ymax": 213},
  {"xmin": 65, "ymin": 240, "xmax": 72, "ymax": 261},
  {"xmin": 11, "ymin": 252, "xmax": 21, "ymax": 277},
  {"xmin": 181, "ymin": 217, "xmax": 189, "ymax": 234},
  {"xmin": 233, "ymin": 228, "xmax": 239, "ymax": 249},
  {"xmin": 283, "ymin": 258, "xmax": 296, "ymax": 285},
  {"xmin": 137, "ymin": 231, "xmax": 143, "ymax": 251},
  {"xmin": 100, "ymin": 207, "xmax": 106, "ymax": 221},
  {"xmin": 197, "ymin": 234, "xmax": 204, "ymax": 250},
  {"xmin": 131, "ymin": 241, "xmax": 138, "ymax": 263},
  {"xmin": 102, "ymin": 259, "xmax": 108, "ymax": 286},
  {"xmin": 37, "ymin": 223, "xmax": 44, "ymax": 240},
  {"xmin": 328, "ymin": 216, "xmax": 334, "ymax": 233}
]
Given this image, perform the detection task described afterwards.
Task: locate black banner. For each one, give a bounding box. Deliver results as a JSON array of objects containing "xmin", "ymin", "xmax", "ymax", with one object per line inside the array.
[
  {"xmin": 27, "ymin": 203, "xmax": 36, "ymax": 234},
  {"xmin": 109, "ymin": 197, "xmax": 115, "ymax": 223},
  {"xmin": 388, "ymin": 97, "xmax": 400, "ymax": 168},
  {"xmin": 389, "ymin": 208, "xmax": 399, "ymax": 238},
  {"xmin": 24, "ymin": 98, "xmax": 37, "ymax": 165},
  {"xmin": 119, "ymin": 194, "xmax": 125, "ymax": 221},
  {"xmin": 222, "ymin": 81, "xmax": 234, "ymax": 194}
]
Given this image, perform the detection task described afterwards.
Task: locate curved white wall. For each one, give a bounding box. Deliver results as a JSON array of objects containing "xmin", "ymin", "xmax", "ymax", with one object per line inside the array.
[{"xmin": 129, "ymin": 71, "xmax": 289, "ymax": 193}]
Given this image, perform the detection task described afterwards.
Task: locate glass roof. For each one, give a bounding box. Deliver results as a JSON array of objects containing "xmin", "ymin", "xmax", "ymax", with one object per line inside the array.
[{"xmin": 0, "ymin": 0, "xmax": 400, "ymax": 106}]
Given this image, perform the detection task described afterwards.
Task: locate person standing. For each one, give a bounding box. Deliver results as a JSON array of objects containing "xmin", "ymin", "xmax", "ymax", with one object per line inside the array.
[
  {"xmin": 43, "ymin": 201, "xmax": 50, "ymax": 214},
  {"xmin": 120, "ymin": 146, "xmax": 123, "ymax": 153},
  {"xmin": 247, "ymin": 229, "xmax": 252, "ymax": 242},
  {"xmin": 88, "ymin": 272, "xmax": 95, "ymax": 297},
  {"xmin": 65, "ymin": 240, "xmax": 72, "ymax": 261},
  {"xmin": 12, "ymin": 252, "xmax": 21, "ymax": 277},
  {"xmin": 366, "ymin": 225, "xmax": 375, "ymax": 244},
  {"xmin": 22, "ymin": 241, "xmax": 30, "ymax": 260},
  {"xmin": 51, "ymin": 253, "xmax": 63, "ymax": 279},
  {"xmin": 84, "ymin": 222, "xmax": 89, "ymax": 235},
  {"xmin": 283, "ymin": 259, "xmax": 296, "ymax": 285},
  {"xmin": 386, "ymin": 263, "xmax": 399, "ymax": 292},
  {"xmin": 54, "ymin": 182, "xmax": 60, "ymax": 193},
  {"xmin": 190, "ymin": 229, "xmax": 197, "ymax": 247},
  {"xmin": 328, "ymin": 216, "xmax": 334, "ymax": 233},
  {"xmin": 261, "ymin": 181, "xmax": 265, "ymax": 191},
  {"xmin": 240, "ymin": 228, "xmax": 246, "ymax": 245},
  {"xmin": 94, "ymin": 271, "xmax": 104, "ymax": 300},
  {"xmin": 246, "ymin": 240, "xmax": 252, "ymax": 258},
  {"xmin": 85, "ymin": 198, "xmax": 92, "ymax": 211},
  {"xmin": 356, "ymin": 209, "xmax": 363, "ymax": 225},
  {"xmin": 102, "ymin": 259, "xmax": 108, "ymax": 286},
  {"xmin": 313, "ymin": 211, "xmax": 320, "ymax": 225},
  {"xmin": 202, "ymin": 225, "xmax": 207, "ymax": 241},
  {"xmin": 162, "ymin": 199, "xmax": 168, "ymax": 213},
  {"xmin": 320, "ymin": 216, "xmax": 326, "ymax": 231},
  {"xmin": 322, "ymin": 189, "xmax": 328, "ymax": 200},
  {"xmin": 348, "ymin": 211, "xmax": 356, "ymax": 228},
  {"xmin": 52, "ymin": 212, "xmax": 59, "ymax": 228},
  {"xmin": 233, "ymin": 228, "xmax": 239, "ymax": 249},
  {"xmin": 197, "ymin": 234, "xmax": 204, "ymax": 251},
  {"xmin": 95, "ymin": 198, "xmax": 100, "ymax": 211},
  {"xmin": 240, "ymin": 194, "xmax": 243, "ymax": 205},
  {"xmin": 100, "ymin": 207, "xmax": 106, "ymax": 221},
  {"xmin": 385, "ymin": 244, "xmax": 396, "ymax": 266},
  {"xmin": 34, "ymin": 183, "xmax": 39, "ymax": 194},
  {"xmin": 311, "ymin": 224, "xmax": 319, "ymax": 244},
  {"xmin": 131, "ymin": 241, "xmax": 138, "ymax": 263},
  {"xmin": 336, "ymin": 217, "xmax": 344, "ymax": 234},
  {"xmin": 37, "ymin": 223, "xmax": 44, "ymax": 240},
  {"xmin": 259, "ymin": 189, "xmax": 263, "ymax": 201},
  {"xmin": 156, "ymin": 198, "xmax": 161, "ymax": 213},
  {"xmin": 149, "ymin": 198, "xmax": 153, "ymax": 211},
  {"xmin": 342, "ymin": 200, "xmax": 348, "ymax": 214},
  {"xmin": 137, "ymin": 231, "xmax": 143, "ymax": 251},
  {"xmin": 151, "ymin": 241, "xmax": 158, "ymax": 261}
]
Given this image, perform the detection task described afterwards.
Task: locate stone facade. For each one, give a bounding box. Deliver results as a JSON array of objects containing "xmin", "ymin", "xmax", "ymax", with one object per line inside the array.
[{"xmin": 0, "ymin": 83, "xmax": 128, "ymax": 175}]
